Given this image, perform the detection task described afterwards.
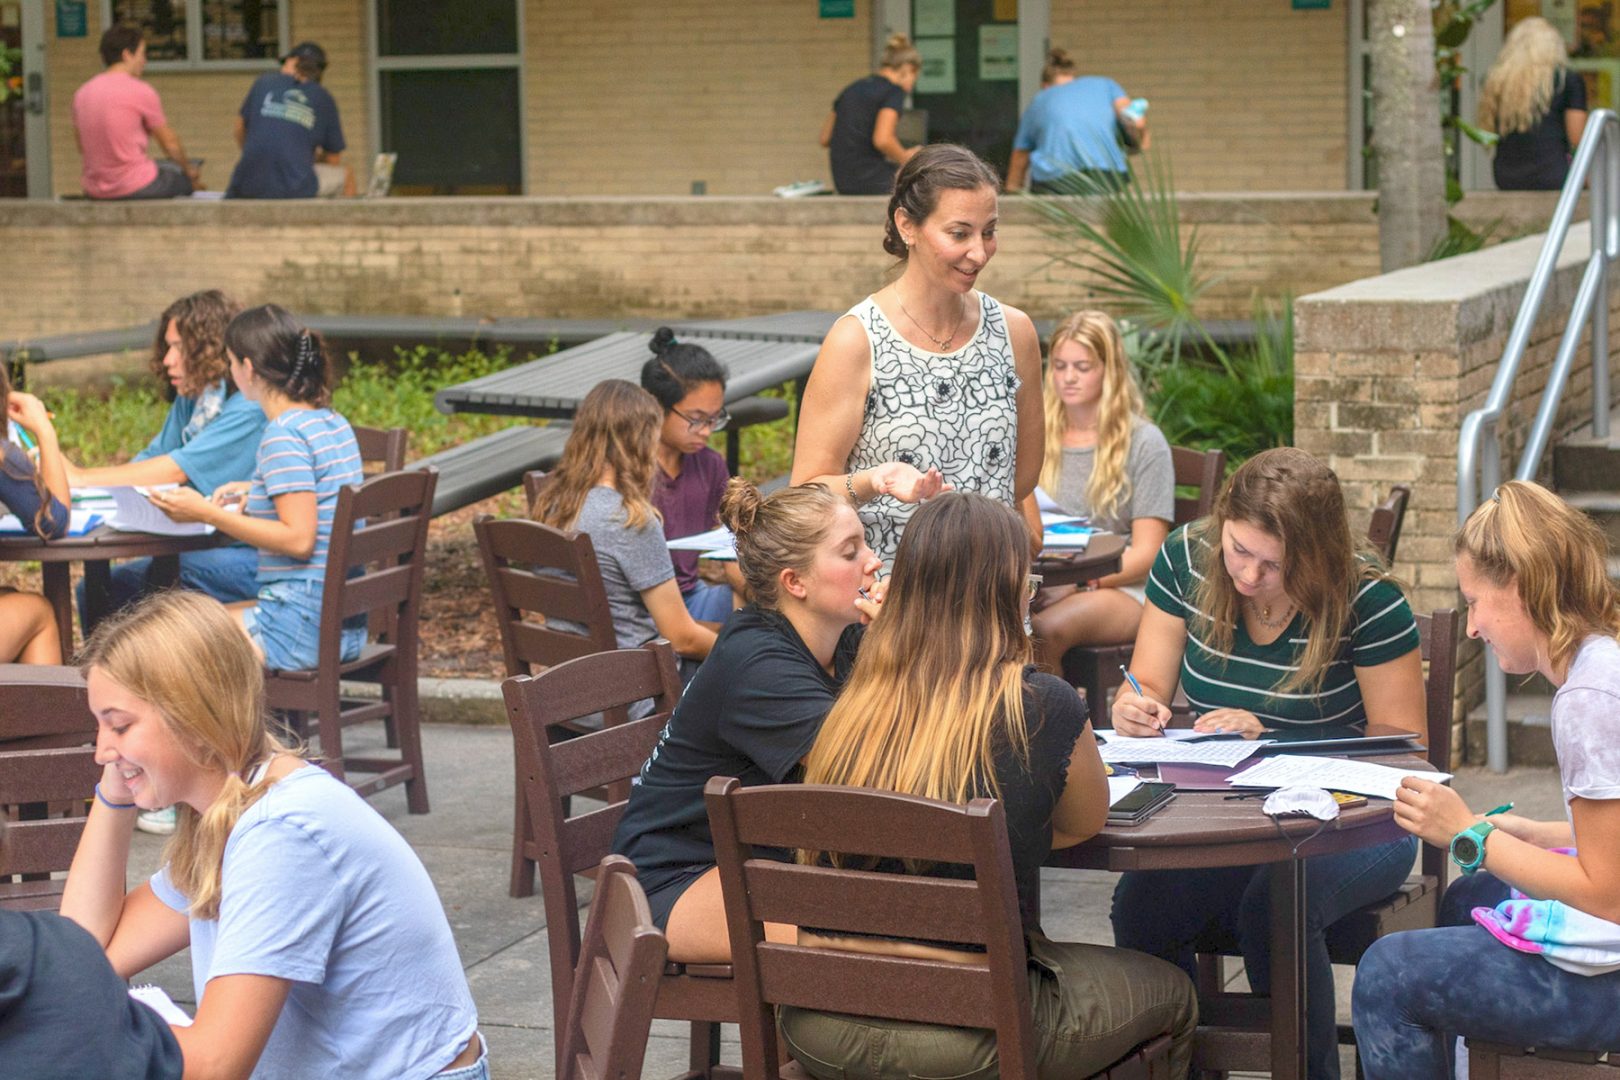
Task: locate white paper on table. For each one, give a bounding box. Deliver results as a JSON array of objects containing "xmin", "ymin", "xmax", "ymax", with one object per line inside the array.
[
  {"xmin": 129, "ymin": 984, "xmax": 193, "ymax": 1027},
  {"xmin": 1224, "ymin": 754, "xmax": 1451, "ymax": 801},
  {"xmin": 1097, "ymin": 728, "xmax": 1225, "ymax": 743},
  {"xmin": 666, "ymin": 525, "xmax": 734, "ymax": 553},
  {"xmin": 106, "ymin": 485, "xmax": 214, "ymax": 536},
  {"xmin": 0, "ymin": 509, "xmax": 103, "ymax": 536},
  {"xmin": 1034, "ymin": 486, "xmax": 1063, "ymax": 513},
  {"xmin": 1098, "ymin": 737, "xmax": 1271, "ymax": 768},
  {"xmin": 1107, "ymin": 776, "xmax": 1143, "ymax": 807}
]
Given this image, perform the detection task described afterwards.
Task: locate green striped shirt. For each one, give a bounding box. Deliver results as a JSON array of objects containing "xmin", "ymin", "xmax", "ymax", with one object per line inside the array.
[{"xmin": 1145, "ymin": 525, "xmax": 1420, "ymax": 728}]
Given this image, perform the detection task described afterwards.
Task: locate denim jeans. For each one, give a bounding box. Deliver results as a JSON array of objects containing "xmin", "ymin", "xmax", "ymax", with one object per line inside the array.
[
  {"xmin": 435, "ymin": 1033, "xmax": 489, "ymax": 1079},
  {"xmin": 77, "ymin": 544, "xmax": 261, "ymax": 632},
  {"xmin": 682, "ymin": 581, "xmax": 734, "ymax": 622},
  {"xmin": 1111, "ymin": 834, "xmax": 1418, "ymax": 1080},
  {"xmin": 1352, "ymin": 872, "xmax": 1620, "ymax": 1079},
  {"xmin": 241, "ymin": 578, "xmax": 366, "ymax": 672}
]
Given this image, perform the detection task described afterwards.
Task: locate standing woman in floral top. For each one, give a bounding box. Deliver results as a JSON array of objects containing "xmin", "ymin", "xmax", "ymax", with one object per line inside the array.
[{"xmin": 791, "ymin": 144, "xmax": 1044, "ymax": 569}]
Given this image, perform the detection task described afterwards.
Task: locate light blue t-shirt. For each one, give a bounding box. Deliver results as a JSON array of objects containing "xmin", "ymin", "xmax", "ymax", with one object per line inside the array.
[
  {"xmin": 150, "ymin": 766, "xmax": 477, "ymax": 1080},
  {"xmin": 245, "ymin": 408, "xmax": 362, "ymax": 581},
  {"xmin": 132, "ymin": 381, "xmax": 266, "ymax": 497},
  {"xmin": 1013, "ymin": 76, "xmax": 1129, "ymax": 181}
]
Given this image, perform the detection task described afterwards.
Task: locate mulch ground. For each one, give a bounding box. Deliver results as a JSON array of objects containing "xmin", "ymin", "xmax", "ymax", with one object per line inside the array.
[{"xmin": 1, "ymin": 491, "xmax": 524, "ymax": 681}]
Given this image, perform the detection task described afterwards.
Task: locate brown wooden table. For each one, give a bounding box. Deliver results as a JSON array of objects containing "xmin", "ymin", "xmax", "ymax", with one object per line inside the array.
[
  {"xmin": 1034, "ymin": 531, "xmax": 1126, "ymax": 588},
  {"xmin": 1047, "ymin": 754, "xmax": 1428, "ymax": 1080},
  {"xmin": 0, "ymin": 526, "xmax": 223, "ymax": 658}
]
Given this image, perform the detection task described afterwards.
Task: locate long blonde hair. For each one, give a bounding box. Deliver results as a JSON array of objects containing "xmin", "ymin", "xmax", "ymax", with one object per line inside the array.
[
  {"xmin": 1455, "ymin": 480, "xmax": 1620, "ymax": 676},
  {"xmin": 1191, "ymin": 448, "xmax": 1391, "ymax": 695},
  {"xmin": 1479, "ymin": 17, "xmax": 1573, "ymax": 136},
  {"xmin": 79, "ymin": 592, "xmax": 293, "ymax": 920},
  {"xmin": 1039, "ymin": 311, "xmax": 1146, "ymax": 522},
  {"xmin": 530, "ymin": 380, "xmax": 662, "ymax": 532},
  {"xmin": 803, "ymin": 493, "xmax": 1033, "ymax": 818}
]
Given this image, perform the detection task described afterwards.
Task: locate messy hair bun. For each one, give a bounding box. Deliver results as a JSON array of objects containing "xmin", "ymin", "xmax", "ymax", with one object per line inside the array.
[
  {"xmin": 1042, "ymin": 47, "xmax": 1076, "ymax": 84},
  {"xmin": 881, "ymin": 33, "xmax": 921, "ymax": 70},
  {"xmin": 719, "ymin": 479, "xmax": 847, "ymax": 610},
  {"xmin": 640, "ymin": 327, "xmax": 729, "ymax": 411}
]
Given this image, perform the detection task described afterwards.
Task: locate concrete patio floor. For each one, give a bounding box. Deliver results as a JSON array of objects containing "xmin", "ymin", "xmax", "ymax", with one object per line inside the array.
[{"xmin": 122, "ymin": 723, "xmax": 1569, "ymax": 1079}]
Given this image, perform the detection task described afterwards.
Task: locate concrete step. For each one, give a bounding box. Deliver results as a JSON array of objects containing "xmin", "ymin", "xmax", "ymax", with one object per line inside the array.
[
  {"xmin": 1554, "ymin": 406, "xmax": 1620, "ymax": 491},
  {"xmin": 1560, "ymin": 491, "xmax": 1620, "ymax": 545},
  {"xmin": 1465, "ymin": 692, "xmax": 1558, "ymax": 767}
]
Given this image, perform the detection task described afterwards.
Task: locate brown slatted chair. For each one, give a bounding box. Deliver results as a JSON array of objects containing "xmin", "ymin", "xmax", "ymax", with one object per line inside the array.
[
  {"xmin": 1367, "ymin": 484, "xmax": 1411, "ymax": 566},
  {"xmin": 504, "ymin": 644, "xmax": 736, "ymax": 1079},
  {"xmin": 1466, "ymin": 1044, "xmax": 1620, "ymax": 1077},
  {"xmin": 352, "ymin": 424, "xmax": 409, "ymax": 474},
  {"xmin": 1061, "ymin": 445, "xmax": 1226, "ymax": 727},
  {"xmin": 705, "ymin": 777, "xmax": 1173, "ymax": 1080},
  {"xmin": 473, "ymin": 512, "xmax": 621, "ymax": 899},
  {"xmin": 557, "ymin": 855, "xmax": 670, "ymax": 1080},
  {"xmin": 265, "ymin": 468, "xmax": 437, "ymax": 813},
  {"xmin": 0, "ymin": 665, "xmax": 93, "ymax": 749},
  {"xmin": 0, "ymin": 746, "xmax": 101, "ymax": 911}
]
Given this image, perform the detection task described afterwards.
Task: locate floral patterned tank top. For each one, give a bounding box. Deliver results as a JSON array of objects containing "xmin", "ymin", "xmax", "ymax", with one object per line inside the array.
[{"xmin": 843, "ymin": 292, "xmax": 1021, "ymax": 568}]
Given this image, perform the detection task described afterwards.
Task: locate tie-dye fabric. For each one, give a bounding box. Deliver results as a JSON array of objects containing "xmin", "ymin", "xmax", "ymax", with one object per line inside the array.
[{"xmin": 1470, "ymin": 849, "xmax": 1620, "ymax": 975}]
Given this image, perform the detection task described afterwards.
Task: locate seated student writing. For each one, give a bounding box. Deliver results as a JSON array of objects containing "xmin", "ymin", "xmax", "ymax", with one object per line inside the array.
[
  {"xmin": 65, "ymin": 290, "xmax": 264, "ymax": 615},
  {"xmin": 612, "ymin": 478, "xmax": 881, "ymax": 961},
  {"xmin": 641, "ymin": 327, "xmax": 743, "ymax": 621},
  {"xmin": 60, "ymin": 592, "xmax": 485, "ymax": 1080},
  {"xmin": 530, "ymin": 379, "xmax": 715, "ymax": 678},
  {"xmin": 147, "ymin": 305, "xmax": 364, "ymax": 674},
  {"xmin": 1026, "ymin": 309, "xmax": 1174, "ymax": 669},
  {"xmin": 784, "ymin": 492, "xmax": 1196, "ymax": 1080},
  {"xmin": 0, "ymin": 818, "xmax": 184, "ymax": 1079},
  {"xmin": 1108, "ymin": 446, "xmax": 1425, "ymax": 1080},
  {"xmin": 0, "ymin": 365, "xmax": 68, "ymax": 664},
  {"xmin": 1352, "ymin": 481, "xmax": 1620, "ymax": 1078}
]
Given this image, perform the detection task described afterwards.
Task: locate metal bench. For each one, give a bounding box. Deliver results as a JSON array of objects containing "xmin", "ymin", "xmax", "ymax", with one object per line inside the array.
[{"xmin": 411, "ymin": 426, "xmax": 572, "ymax": 517}]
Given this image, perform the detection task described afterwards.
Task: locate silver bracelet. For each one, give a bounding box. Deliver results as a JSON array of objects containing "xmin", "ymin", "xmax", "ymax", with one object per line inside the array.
[{"xmin": 844, "ymin": 472, "xmax": 859, "ymax": 504}]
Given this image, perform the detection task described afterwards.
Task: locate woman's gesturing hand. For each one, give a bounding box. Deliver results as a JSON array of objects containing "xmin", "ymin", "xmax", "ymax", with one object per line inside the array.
[{"xmin": 868, "ymin": 461, "xmax": 952, "ymax": 504}]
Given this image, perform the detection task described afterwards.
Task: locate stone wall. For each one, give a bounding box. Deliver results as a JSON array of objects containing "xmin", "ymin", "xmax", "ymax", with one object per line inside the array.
[
  {"xmin": 1295, "ymin": 228, "xmax": 1620, "ymax": 761},
  {"xmin": 0, "ymin": 191, "xmax": 1560, "ymax": 342}
]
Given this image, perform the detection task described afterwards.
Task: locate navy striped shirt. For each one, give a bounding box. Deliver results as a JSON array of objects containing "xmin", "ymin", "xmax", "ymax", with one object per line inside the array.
[
  {"xmin": 1145, "ymin": 524, "xmax": 1421, "ymax": 728},
  {"xmin": 245, "ymin": 408, "xmax": 362, "ymax": 582}
]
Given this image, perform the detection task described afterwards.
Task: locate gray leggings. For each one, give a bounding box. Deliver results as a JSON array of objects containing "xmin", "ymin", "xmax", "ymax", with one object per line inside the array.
[{"xmin": 779, "ymin": 934, "xmax": 1197, "ymax": 1079}]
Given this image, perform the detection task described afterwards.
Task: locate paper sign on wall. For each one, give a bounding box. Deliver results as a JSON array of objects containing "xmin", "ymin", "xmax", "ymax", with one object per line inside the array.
[
  {"xmin": 979, "ymin": 24, "xmax": 1019, "ymax": 82},
  {"xmin": 916, "ymin": 37, "xmax": 956, "ymax": 94},
  {"xmin": 914, "ymin": 0, "xmax": 954, "ymax": 37}
]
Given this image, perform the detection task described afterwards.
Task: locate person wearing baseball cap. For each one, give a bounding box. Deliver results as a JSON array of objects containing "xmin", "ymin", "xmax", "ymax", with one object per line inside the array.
[{"xmin": 226, "ymin": 40, "xmax": 354, "ymax": 198}]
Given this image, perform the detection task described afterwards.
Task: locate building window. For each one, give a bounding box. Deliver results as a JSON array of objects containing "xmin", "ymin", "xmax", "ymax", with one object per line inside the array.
[{"xmin": 101, "ymin": 0, "xmax": 287, "ymax": 69}]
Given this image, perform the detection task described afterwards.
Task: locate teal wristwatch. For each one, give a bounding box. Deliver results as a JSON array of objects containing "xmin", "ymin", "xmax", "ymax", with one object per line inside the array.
[{"xmin": 1449, "ymin": 820, "xmax": 1497, "ymax": 874}]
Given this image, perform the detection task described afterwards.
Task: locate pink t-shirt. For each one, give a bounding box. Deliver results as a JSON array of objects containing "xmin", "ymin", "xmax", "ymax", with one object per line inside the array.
[{"xmin": 72, "ymin": 70, "xmax": 164, "ymax": 198}]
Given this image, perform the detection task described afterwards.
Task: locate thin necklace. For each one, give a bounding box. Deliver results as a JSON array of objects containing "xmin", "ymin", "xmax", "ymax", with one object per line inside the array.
[
  {"xmin": 899, "ymin": 295, "xmax": 965, "ymax": 350},
  {"xmin": 1249, "ymin": 597, "xmax": 1295, "ymax": 630}
]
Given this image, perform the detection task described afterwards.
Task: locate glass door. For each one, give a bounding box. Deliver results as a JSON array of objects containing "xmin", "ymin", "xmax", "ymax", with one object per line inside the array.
[
  {"xmin": 370, "ymin": 0, "xmax": 523, "ymax": 195},
  {"xmin": 910, "ymin": 0, "xmax": 1022, "ymax": 178}
]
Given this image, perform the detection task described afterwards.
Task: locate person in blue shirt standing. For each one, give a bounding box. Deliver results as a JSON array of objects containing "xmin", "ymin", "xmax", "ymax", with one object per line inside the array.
[
  {"xmin": 226, "ymin": 42, "xmax": 353, "ymax": 200},
  {"xmin": 1005, "ymin": 49, "xmax": 1149, "ymax": 194}
]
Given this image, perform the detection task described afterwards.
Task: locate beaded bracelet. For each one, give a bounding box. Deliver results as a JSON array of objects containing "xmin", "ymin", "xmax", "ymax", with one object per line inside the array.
[
  {"xmin": 844, "ymin": 472, "xmax": 858, "ymax": 504},
  {"xmin": 94, "ymin": 783, "xmax": 137, "ymax": 811}
]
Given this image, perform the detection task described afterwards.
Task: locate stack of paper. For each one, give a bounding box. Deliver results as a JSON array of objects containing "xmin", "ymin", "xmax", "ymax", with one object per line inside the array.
[
  {"xmin": 1098, "ymin": 737, "xmax": 1271, "ymax": 768},
  {"xmin": 665, "ymin": 525, "xmax": 736, "ymax": 561},
  {"xmin": 106, "ymin": 485, "xmax": 213, "ymax": 537},
  {"xmin": 1041, "ymin": 512, "xmax": 1094, "ymax": 550},
  {"xmin": 0, "ymin": 509, "xmax": 103, "ymax": 536},
  {"xmin": 1225, "ymin": 754, "xmax": 1451, "ymax": 801}
]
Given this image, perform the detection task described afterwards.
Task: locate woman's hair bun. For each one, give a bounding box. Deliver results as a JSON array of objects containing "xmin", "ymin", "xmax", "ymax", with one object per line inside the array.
[
  {"xmin": 1047, "ymin": 47, "xmax": 1071, "ymax": 65},
  {"xmin": 718, "ymin": 477, "xmax": 763, "ymax": 538},
  {"xmin": 649, "ymin": 326, "xmax": 678, "ymax": 356},
  {"xmin": 886, "ymin": 32, "xmax": 912, "ymax": 49}
]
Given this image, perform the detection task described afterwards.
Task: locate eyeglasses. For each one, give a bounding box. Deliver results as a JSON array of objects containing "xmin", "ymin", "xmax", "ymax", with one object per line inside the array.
[
  {"xmin": 670, "ymin": 405, "xmax": 731, "ymax": 434},
  {"xmin": 1026, "ymin": 573, "xmax": 1044, "ymax": 601}
]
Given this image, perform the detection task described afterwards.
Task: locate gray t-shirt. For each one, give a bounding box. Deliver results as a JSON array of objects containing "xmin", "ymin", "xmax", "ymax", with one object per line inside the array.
[
  {"xmin": 570, "ymin": 486, "xmax": 676, "ymax": 650},
  {"xmin": 1552, "ymin": 634, "xmax": 1620, "ymax": 816},
  {"xmin": 1051, "ymin": 417, "xmax": 1174, "ymax": 535}
]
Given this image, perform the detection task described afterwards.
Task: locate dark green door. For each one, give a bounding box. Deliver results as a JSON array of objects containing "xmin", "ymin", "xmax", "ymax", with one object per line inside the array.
[{"xmin": 910, "ymin": 0, "xmax": 1020, "ymax": 178}]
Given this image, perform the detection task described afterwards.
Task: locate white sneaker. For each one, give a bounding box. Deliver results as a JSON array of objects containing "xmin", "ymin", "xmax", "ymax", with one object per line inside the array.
[{"xmin": 136, "ymin": 807, "xmax": 177, "ymax": 835}]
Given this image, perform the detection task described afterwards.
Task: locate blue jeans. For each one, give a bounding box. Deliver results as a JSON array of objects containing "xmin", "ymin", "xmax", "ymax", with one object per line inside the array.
[
  {"xmin": 435, "ymin": 1033, "xmax": 488, "ymax": 1079},
  {"xmin": 1111, "ymin": 834, "xmax": 1418, "ymax": 1080},
  {"xmin": 241, "ymin": 578, "xmax": 366, "ymax": 672},
  {"xmin": 682, "ymin": 581, "xmax": 734, "ymax": 622},
  {"xmin": 1352, "ymin": 872, "xmax": 1620, "ymax": 1078},
  {"xmin": 77, "ymin": 544, "xmax": 261, "ymax": 631}
]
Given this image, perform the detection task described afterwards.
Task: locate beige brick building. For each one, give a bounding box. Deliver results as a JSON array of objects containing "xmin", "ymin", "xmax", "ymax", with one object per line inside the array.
[{"xmin": 20, "ymin": 0, "xmax": 1504, "ymax": 200}]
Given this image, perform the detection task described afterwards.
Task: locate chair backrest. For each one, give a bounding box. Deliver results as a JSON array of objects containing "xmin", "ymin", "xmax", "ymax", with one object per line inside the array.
[
  {"xmin": 474, "ymin": 514, "xmax": 619, "ymax": 677},
  {"xmin": 1417, "ymin": 609, "xmax": 1460, "ymax": 881},
  {"xmin": 310, "ymin": 469, "xmax": 438, "ymax": 674},
  {"xmin": 501, "ymin": 644, "xmax": 682, "ymax": 1063},
  {"xmin": 351, "ymin": 425, "xmax": 409, "ymax": 475},
  {"xmin": 1368, "ymin": 484, "xmax": 1412, "ymax": 566},
  {"xmin": 1170, "ymin": 445, "xmax": 1225, "ymax": 526},
  {"xmin": 705, "ymin": 778, "xmax": 1039, "ymax": 1079},
  {"xmin": 522, "ymin": 469, "xmax": 548, "ymax": 515},
  {"xmin": 557, "ymin": 855, "xmax": 669, "ymax": 1080},
  {"xmin": 0, "ymin": 745, "xmax": 101, "ymax": 908},
  {"xmin": 0, "ymin": 665, "xmax": 93, "ymax": 748}
]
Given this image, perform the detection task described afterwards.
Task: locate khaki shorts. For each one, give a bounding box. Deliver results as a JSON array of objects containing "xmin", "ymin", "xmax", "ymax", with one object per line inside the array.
[{"xmin": 314, "ymin": 162, "xmax": 347, "ymax": 198}]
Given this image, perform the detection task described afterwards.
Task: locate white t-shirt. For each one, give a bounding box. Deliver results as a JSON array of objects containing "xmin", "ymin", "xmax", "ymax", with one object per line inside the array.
[
  {"xmin": 1552, "ymin": 635, "xmax": 1620, "ymax": 812},
  {"xmin": 151, "ymin": 765, "xmax": 477, "ymax": 1079}
]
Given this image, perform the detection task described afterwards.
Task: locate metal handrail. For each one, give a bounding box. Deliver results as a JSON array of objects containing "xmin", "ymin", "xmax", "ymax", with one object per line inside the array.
[{"xmin": 1457, "ymin": 108, "xmax": 1620, "ymax": 772}]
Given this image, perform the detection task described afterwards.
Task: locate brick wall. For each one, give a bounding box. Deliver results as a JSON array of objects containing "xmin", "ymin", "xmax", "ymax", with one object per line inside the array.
[
  {"xmin": 1050, "ymin": 0, "xmax": 1350, "ymax": 192},
  {"xmin": 1295, "ymin": 230, "xmax": 1620, "ymax": 763},
  {"xmin": 46, "ymin": 0, "xmax": 368, "ymax": 197}
]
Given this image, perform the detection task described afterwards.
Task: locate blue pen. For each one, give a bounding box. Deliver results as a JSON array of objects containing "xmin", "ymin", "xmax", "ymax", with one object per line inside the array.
[{"xmin": 1119, "ymin": 665, "xmax": 1144, "ymax": 697}]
